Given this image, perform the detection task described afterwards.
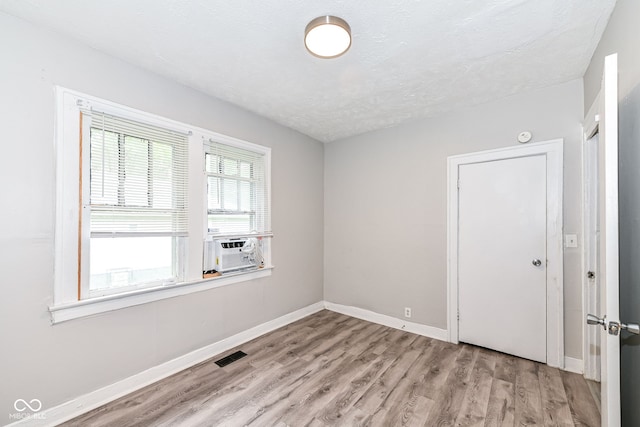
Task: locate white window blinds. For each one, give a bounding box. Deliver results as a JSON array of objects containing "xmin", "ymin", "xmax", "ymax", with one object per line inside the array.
[
  {"xmin": 85, "ymin": 111, "xmax": 189, "ymax": 236},
  {"xmin": 205, "ymin": 141, "xmax": 270, "ymax": 236}
]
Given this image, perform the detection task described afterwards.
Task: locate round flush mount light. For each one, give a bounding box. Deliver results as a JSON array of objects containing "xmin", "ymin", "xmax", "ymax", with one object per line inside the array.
[{"xmin": 304, "ymin": 16, "xmax": 351, "ymax": 58}]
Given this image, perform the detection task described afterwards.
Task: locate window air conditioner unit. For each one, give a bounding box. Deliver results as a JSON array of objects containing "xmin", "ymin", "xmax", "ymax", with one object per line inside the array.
[{"xmin": 203, "ymin": 238, "xmax": 258, "ymax": 273}]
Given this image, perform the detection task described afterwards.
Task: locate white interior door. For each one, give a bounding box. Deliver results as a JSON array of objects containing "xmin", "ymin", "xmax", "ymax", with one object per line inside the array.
[
  {"xmin": 588, "ymin": 53, "xmax": 621, "ymax": 427},
  {"xmin": 458, "ymin": 154, "xmax": 547, "ymax": 363}
]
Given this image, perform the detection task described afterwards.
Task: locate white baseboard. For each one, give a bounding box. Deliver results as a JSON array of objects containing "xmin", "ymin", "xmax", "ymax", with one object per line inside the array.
[
  {"xmin": 323, "ymin": 303, "xmax": 584, "ymax": 375},
  {"xmin": 563, "ymin": 356, "xmax": 584, "ymax": 374},
  {"xmin": 323, "ymin": 301, "xmax": 448, "ymax": 342},
  {"xmin": 11, "ymin": 300, "xmax": 581, "ymax": 427},
  {"xmin": 9, "ymin": 301, "xmax": 325, "ymax": 427}
]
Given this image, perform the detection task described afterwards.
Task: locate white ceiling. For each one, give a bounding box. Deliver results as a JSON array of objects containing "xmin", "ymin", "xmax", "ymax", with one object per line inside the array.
[{"xmin": 0, "ymin": 0, "xmax": 616, "ymax": 142}]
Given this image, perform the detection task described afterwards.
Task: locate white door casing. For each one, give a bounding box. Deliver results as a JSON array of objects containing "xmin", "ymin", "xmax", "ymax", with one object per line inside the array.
[
  {"xmin": 457, "ymin": 155, "xmax": 547, "ymax": 363},
  {"xmin": 447, "ymin": 139, "xmax": 564, "ymax": 368},
  {"xmin": 582, "ymin": 133, "xmax": 601, "ymax": 382}
]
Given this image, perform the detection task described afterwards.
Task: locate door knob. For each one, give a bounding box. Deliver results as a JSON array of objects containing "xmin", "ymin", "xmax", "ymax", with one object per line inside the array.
[
  {"xmin": 532, "ymin": 259, "xmax": 542, "ymax": 267},
  {"xmin": 608, "ymin": 320, "xmax": 640, "ymax": 336},
  {"xmin": 587, "ymin": 314, "xmax": 606, "ymax": 329},
  {"xmin": 587, "ymin": 314, "xmax": 639, "ymax": 335},
  {"xmin": 625, "ymin": 323, "xmax": 640, "ymax": 335}
]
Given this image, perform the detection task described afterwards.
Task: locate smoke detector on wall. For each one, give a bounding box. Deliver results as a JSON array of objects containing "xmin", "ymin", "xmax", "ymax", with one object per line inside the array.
[{"xmin": 517, "ymin": 131, "xmax": 532, "ymax": 143}]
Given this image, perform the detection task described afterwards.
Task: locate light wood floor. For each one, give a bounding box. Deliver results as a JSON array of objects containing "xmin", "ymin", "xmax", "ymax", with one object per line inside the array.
[{"xmin": 63, "ymin": 310, "xmax": 600, "ymax": 426}]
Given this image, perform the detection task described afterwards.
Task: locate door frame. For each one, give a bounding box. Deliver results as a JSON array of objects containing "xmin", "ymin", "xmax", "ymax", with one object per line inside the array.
[
  {"xmin": 590, "ymin": 52, "xmax": 620, "ymax": 426},
  {"xmin": 447, "ymin": 139, "xmax": 565, "ymax": 368},
  {"xmin": 582, "ymin": 97, "xmax": 601, "ymax": 381}
]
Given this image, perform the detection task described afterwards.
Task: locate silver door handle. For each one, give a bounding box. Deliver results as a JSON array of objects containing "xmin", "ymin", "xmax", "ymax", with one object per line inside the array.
[
  {"xmin": 532, "ymin": 259, "xmax": 542, "ymax": 267},
  {"xmin": 624, "ymin": 323, "xmax": 640, "ymax": 335},
  {"xmin": 608, "ymin": 320, "xmax": 640, "ymax": 335},
  {"xmin": 587, "ymin": 314, "xmax": 606, "ymax": 329},
  {"xmin": 587, "ymin": 314, "xmax": 639, "ymax": 335}
]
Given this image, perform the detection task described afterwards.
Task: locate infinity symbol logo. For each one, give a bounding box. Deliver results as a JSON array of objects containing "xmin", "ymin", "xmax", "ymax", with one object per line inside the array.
[{"xmin": 14, "ymin": 399, "xmax": 42, "ymax": 412}]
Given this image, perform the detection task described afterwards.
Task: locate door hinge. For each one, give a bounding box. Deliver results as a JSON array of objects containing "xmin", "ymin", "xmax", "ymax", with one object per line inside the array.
[{"xmin": 457, "ymin": 179, "xmax": 460, "ymax": 189}]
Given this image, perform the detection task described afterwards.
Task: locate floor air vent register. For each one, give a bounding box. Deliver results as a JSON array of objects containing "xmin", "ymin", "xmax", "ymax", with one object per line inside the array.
[{"xmin": 214, "ymin": 350, "xmax": 248, "ymax": 367}]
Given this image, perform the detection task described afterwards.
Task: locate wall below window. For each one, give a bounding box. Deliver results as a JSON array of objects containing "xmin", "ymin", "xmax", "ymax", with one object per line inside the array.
[
  {"xmin": 324, "ymin": 79, "xmax": 584, "ymax": 359},
  {"xmin": 0, "ymin": 11, "xmax": 323, "ymax": 418},
  {"xmin": 583, "ymin": 0, "xmax": 640, "ymax": 424}
]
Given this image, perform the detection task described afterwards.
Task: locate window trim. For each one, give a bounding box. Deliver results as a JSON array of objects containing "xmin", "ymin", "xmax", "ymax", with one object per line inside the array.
[
  {"xmin": 50, "ymin": 267, "xmax": 273, "ymax": 324},
  {"xmin": 52, "ymin": 87, "xmax": 272, "ymax": 323},
  {"xmin": 82, "ymin": 111, "xmax": 191, "ymax": 297},
  {"xmin": 204, "ymin": 142, "xmax": 269, "ymax": 237}
]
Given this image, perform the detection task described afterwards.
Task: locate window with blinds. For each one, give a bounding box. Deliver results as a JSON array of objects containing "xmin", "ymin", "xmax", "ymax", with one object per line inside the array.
[
  {"xmin": 205, "ymin": 141, "xmax": 270, "ymax": 236},
  {"xmin": 55, "ymin": 88, "xmax": 274, "ymax": 316},
  {"xmin": 84, "ymin": 111, "xmax": 189, "ymax": 295}
]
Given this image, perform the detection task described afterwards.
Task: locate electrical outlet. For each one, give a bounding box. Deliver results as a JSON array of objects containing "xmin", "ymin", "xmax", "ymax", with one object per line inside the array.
[{"xmin": 404, "ymin": 307, "xmax": 412, "ymax": 318}]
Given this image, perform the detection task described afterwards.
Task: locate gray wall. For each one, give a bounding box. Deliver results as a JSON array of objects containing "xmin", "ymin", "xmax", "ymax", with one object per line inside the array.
[
  {"xmin": 325, "ymin": 79, "xmax": 585, "ymax": 358},
  {"xmin": 583, "ymin": 0, "xmax": 640, "ymax": 424},
  {"xmin": 0, "ymin": 12, "xmax": 324, "ymax": 420}
]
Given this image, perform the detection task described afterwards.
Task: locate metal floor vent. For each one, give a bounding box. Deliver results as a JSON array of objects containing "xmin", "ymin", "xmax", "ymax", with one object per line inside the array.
[{"xmin": 215, "ymin": 350, "xmax": 247, "ymax": 367}]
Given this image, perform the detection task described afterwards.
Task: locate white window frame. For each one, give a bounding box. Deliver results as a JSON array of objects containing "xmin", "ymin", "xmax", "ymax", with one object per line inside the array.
[
  {"xmin": 81, "ymin": 111, "xmax": 190, "ymax": 298},
  {"xmin": 52, "ymin": 87, "xmax": 272, "ymax": 324},
  {"xmin": 203, "ymin": 138, "xmax": 272, "ymax": 237}
]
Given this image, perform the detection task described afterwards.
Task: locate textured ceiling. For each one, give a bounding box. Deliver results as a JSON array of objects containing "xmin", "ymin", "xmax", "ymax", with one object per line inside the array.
[{"xmin": 0, "ymin": 0, "xmax": 616, "ymax": 142}]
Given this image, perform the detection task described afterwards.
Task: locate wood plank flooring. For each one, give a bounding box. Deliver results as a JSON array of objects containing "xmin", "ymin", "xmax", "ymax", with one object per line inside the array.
[{"xmin": 62, "ymin": 310, "xmax": 600, "ymax": 426}]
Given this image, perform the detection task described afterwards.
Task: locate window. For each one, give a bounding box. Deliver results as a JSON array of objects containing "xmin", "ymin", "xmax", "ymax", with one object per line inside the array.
[
  {"xmin": 53, "ymin": 87, "xmax": 272, "ymax": 322},
  {"xmin": 84, "ymin": 112, "xmax": 189, "ymax": 297},
  {"xmin": 205, "ymin": 141, "xmax": 269, "ymax": 236}
]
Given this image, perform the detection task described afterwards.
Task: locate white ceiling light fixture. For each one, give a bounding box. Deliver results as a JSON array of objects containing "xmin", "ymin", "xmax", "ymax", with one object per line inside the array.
[{"xmin": 304, "ymin": 16, "xmax": 351, "ymax": 59}]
